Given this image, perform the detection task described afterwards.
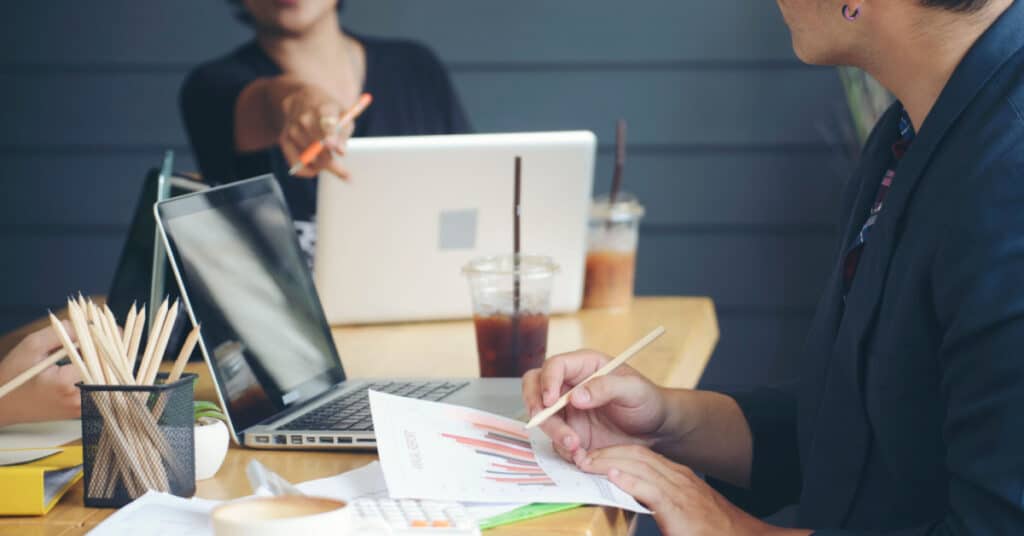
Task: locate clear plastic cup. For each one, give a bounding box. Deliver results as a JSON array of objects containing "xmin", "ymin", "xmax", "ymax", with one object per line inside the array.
[
  {"xmin": 462, "ymin": 255, "xmax": 559, "ymax": 378},
  {"xmin": 583, "ymin": 192, "xmax": 646, "ymax": 309}
]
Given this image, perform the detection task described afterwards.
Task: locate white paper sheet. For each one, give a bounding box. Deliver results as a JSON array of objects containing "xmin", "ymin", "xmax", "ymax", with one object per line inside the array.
[
  {"xmin": 298, "ymin": 461, "xmax": 524, "ymax": 522},
  {"xmin": 0, "ymin": 420, "xmax": 80, "ymax": 449},
  {"xmin": 91, "ymin": 462, "xmax": 521, "ymax": 535},
  {"xmin": 368, "ymin": 391, "xmax": 651, "ymax": 513},
  {"xmin": 0, "ymin": 448, "xmax": 62, "ymax": 466},
  {"xmin": 88, "ymin": 491, "xmax": 220, "ymax": 536}
]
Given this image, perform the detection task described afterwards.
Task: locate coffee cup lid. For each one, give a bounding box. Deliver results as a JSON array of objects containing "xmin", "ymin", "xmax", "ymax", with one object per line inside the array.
[
  {"xmin": 590, "ymin": 192, "xmax": 645, "ymax": 222},
  {"xmin": 462, "ymin": 255, "xmax": 559, "ymax": 278}
]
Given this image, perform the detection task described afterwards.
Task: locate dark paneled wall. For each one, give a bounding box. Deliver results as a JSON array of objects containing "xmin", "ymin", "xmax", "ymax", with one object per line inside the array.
[{"xmin": 0, "ymin": 1, "xmax": 846, "ymax": 386}]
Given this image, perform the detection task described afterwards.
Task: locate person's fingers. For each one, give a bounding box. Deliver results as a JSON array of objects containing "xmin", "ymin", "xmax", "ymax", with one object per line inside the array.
[
  {"xmin": 524, "ymin": 375, "xmax": 581, "ymax": 457},
  {"xmin": 607, "ymin": 466, "xmax": 678, "ymax": 515},
  {"xmin": 280, "ymin": 131, "xmax": 317, "ymax": 178},
  {"xmin": 539, "ymin": 413, "xmax": 580, "ymax": 458},
  {"xmin": 552, "ymin": 441, "xmax": 576, "ymax": 462},
  {"xmin": 592, "ymin": 447, "xmax": 701, "ymax": 502},
  {"xmin": 538, "ymin": 351, "xmax": 608, "ymax": 407},
  {"xmin": 522, "ymin": 369, "xmax": 543, "ymax": 412},
  {"xmin": 569, "ymin": 373, "xmax": 653, "ymax": 411},
  {"xmin": 308, "ymin": 146, "xmax": 335, "ymax": 175},
  {"xmin": 314, "ymin": 103, "xmax": 344, "ymax": 139},
  {"xmin": 334, "ymin": 121, "xmax": 355, "ymax": 144},
  {"xmin": 325, "ymin": 139, "xmax": 347, "ymax": 155},
  {"xmin": 325, "ymin": 160, "xmax": 350, "ymax": 181},
  {"xmin": 24, "ymin": 322, "xmax": 72, "ymax": 357},
  {"xmin": 564, "ymin": 405, "xmax": 595, "ymax": 449},
  {"xmin": 296, "ymin": 111, "xmax": 322, "ymax": 142},
  {"xmin": 55, "ymin": 360, "xmax": 82, "ymax": 392}
]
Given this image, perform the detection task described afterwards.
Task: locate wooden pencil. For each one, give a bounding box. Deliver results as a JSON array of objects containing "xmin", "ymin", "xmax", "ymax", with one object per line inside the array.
[
  {"xmin": 136, "ymin": 299, "xmax": 169, "ymax": 384},
  {"xmin": 67, "ymin": 299, "xmax": 105, "ymax": 384},
  {"xmin": 120, "ymin": 303, "xmax": 137, "ymax": 367},
  {"xmin": 0, "ymin": 347, "xmax": 69, "ymax": 400},
  {"xmin": 48, "ymin": 313, "xmax": 92, "ymax": 384},
  {"xmin": 102, "ymin": 304, "xmax": 129, "ymax": 367},
  {"xmin": 143, "ymin": 300, "xmax": 178, "ymax": 386},
  {"xmin": 167, "ymin": 325, "xmax": 200, "ymax": 383},
  {"xmin": 126, "ymin": 305, "xmax": 145, "ymax": 374}
]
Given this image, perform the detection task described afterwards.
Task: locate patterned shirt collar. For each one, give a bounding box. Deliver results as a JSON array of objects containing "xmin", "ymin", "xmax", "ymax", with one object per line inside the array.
[{"xmin": 893, "ymin": 105, "xmax": 916, "ymax": 159}]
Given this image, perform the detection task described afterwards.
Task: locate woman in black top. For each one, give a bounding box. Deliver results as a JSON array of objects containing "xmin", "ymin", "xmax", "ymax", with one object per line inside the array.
[{"xmin": 179, "ymin": 0, "xmax": 469, "ymax": 262}]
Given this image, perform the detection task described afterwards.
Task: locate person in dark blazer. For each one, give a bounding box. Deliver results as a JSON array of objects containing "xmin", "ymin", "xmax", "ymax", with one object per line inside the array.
[{"xmin": 523, "ymin": 0, "xmax": 1024, "ymax": 534}]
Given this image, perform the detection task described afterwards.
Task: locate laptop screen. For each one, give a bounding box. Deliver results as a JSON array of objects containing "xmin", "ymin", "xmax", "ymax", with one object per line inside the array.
[{"xmin": 157, "ymin": 175, "xmax": 345, "ymax": 432}]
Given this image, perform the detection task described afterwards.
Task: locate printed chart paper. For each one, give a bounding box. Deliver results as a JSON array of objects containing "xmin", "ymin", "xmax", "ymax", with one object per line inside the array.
[{"xmin": 369, "ymin": 390, "xmax": 650, "ymax": 513}]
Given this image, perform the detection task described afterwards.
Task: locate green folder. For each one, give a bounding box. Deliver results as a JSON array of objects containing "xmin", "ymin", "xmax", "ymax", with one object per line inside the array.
[{"xmin": 479, "ymin": 503, "xmax": 584, "ymax": 530}]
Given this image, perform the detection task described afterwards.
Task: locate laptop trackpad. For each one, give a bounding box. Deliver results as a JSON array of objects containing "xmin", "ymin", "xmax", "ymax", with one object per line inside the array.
[{"xmin": 446, "ymin": 379, "xmax": 526, "ymax": 420}]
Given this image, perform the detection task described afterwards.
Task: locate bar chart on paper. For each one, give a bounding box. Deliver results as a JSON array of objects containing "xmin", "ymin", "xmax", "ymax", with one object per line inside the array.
[
  {"xmin": 368, "ymin": 391, "xmax": 649, "ymax": 513},
  {"xmin": 441, "ymin": 414, "xmax": 555, "ymax": 487}
]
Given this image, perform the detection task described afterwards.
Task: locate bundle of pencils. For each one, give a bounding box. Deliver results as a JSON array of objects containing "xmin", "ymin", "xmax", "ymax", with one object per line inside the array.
[{"xmin": 40, "ymin": 295, "xmax": 201, "ymax": 500}]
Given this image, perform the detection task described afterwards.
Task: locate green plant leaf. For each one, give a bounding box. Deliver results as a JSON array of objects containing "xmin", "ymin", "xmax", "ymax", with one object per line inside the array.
[
  {"xmin": 195, "ymin": 410, "xmax": 228, "ymax": 423},
  {"xmin": 194, "ymin": 400, "xmax": 227, "ymax": 423},
  {"xmin": 193, "ymin": 400, "xmax": 222, "ymax": 413}
]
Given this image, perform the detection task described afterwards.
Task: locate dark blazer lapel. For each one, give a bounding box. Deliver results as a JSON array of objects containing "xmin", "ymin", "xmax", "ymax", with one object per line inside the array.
[
  {"xmin": 800, "ymin": 3, "xmax": 1024, "ymax": 527},
  {"xmin": 841, "ymin": 0, "xmax": 1024, "ymax": 396},
  {"xmin": 797, "ymin": 107, "xmax": 899, "ymax": 456},
  {"xmin": 797, "ymin": 117, "xmax": 897, "ymax": 528}
]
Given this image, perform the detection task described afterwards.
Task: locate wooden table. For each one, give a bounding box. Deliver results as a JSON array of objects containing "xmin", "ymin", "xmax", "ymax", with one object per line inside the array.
[{"xmin": 0, "ymin": 297, "xmax": 718, "ymax": 536}]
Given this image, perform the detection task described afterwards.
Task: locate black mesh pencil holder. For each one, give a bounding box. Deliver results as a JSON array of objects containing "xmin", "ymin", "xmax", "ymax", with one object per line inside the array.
[{"xmin": 79, "ymin": 373, "xmax": 197, "ymax": 507}]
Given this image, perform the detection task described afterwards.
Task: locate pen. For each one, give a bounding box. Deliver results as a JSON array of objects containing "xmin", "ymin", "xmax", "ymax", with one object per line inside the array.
[
  {"xmin": 288, "ymin": 92, "xmax": 374, "ymax": 175},
  {"xmin": 525, "ymin": 326, "xmax": 666, "ymax": 429}
]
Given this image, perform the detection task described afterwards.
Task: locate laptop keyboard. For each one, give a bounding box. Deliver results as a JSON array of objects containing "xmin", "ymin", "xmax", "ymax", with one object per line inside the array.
[{"xmin": 279, "ymin": 381, "xmax": 468, "ymax": 432}]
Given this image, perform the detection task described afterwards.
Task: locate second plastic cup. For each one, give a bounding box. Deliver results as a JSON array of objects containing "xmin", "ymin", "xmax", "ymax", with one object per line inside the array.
[
  {"xmin": 583, "ymin": 192, "xmax": 645, "ymax": 309},
  {"xmin": 463, "ymin": 255, "xmax": 558, "ymax": 378}
]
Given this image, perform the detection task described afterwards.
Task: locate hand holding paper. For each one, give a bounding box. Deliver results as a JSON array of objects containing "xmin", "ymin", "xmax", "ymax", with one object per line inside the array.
[{"xmin": 368, "ymin": 390, "xmax": 650, "ymax": 514}]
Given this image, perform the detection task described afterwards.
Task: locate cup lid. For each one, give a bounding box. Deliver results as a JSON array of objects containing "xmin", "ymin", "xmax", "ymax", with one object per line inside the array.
[
  {"xmin": 590, "ymin": 191, "xmax": 645, "ymax": 221},
  {"xmin": 462, "ymin": 254, "xmax": 559, "ymax": 278}
]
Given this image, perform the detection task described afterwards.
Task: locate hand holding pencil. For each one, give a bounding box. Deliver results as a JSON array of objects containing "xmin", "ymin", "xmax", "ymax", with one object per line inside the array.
[
  {"xmin": 284, "ymin": 92, "xmax": 373, "ymax": 178},
  {"xmin": 0, "ymin": 323, "xmax": 81, "ymax": 426},
  {"xmin": 521, "ymin": 327, "xmax": 670, "ymax": 463}
]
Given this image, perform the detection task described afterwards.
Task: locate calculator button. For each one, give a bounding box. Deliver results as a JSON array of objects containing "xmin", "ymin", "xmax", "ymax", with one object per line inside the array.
[
  {"xmin": 410, "ymin": 520, "xmax": 429, "ymax": 527},
  {"xmin": 431, "ymin": 520, "xmax": 451, "ymax": 527}
]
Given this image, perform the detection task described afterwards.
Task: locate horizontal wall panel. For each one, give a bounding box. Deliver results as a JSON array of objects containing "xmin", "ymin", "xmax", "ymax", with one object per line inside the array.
[
  {"xmin": 0, "ymin": 312, "xmax": 37, "ymax": 337},
  {"xmin": 0, "ymin": 151, "xmax": 845, "ymax": 228},
  {"xmin": 457, "ymin": 69, "xmax": 842, "ymax": 147},
  {"xmin": 0, "ymin": 235, "xmax": 124, "ymax": 311},
  {"xmin": 0, "ymin": 152, "xmax": 196, "ymax": 227},
  {"xmin": 593, "ymin": 151, "xmax": 846, "ymax": 227},
  {"xmin": 0, "ymin": 68, "xmax": 843, "ymax": 148},
  {"xmin": 635, "ymin": 232, "xmax": 837, "ymax": 310},
  {"xmin": 3, "ymin": 229, "xmax": 838, "ymax": 312},
  {"xmin": 698, "ymin": 311, "xmax": 813, "ymax": 387},
  {"xmin": 2, "ymin": 1, "xmax": 798, "ymax": 66},
  {"xmin": 346, "ymin": 1, "xmax": 799, "ymax": 65}
]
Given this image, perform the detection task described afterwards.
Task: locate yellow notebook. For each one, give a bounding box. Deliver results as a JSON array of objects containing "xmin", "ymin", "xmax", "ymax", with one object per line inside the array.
[{"xmin": 0, "ymin": 446, "xmax": 83, "ymax": 516}]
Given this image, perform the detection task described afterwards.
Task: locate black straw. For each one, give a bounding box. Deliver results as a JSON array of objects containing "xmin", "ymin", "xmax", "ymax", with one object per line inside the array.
[
  {"xmin": 512, "ymin": 157, "xmax": 523, "ymax": 363},
  {"xmin": 610, "ymin": 119, "xmax": 627, "ymax": 203},
  {"xmin": 513, "ymin": 156, "xmax": 522, "ymax": 317}
]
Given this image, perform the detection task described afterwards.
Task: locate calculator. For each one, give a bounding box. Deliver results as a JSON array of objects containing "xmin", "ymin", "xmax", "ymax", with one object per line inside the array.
[{"xmin": 352, "ymin": 497, "xmax": 481, "ymax": 535}]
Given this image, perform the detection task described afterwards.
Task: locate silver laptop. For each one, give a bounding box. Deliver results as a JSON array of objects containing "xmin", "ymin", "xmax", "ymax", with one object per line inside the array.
[
  {"xmin": 315, "ymin": 131, "xmax": 596, "ymax": 325},
  {"xmin": 155, "ymin": 175, "xmax": 523, "ymax": 449}
]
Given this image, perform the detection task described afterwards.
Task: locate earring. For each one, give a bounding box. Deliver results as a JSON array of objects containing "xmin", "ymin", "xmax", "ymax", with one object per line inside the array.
[{"xmin": 842, "ymin": 4, "xmax": 860, "ymax": 21}]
